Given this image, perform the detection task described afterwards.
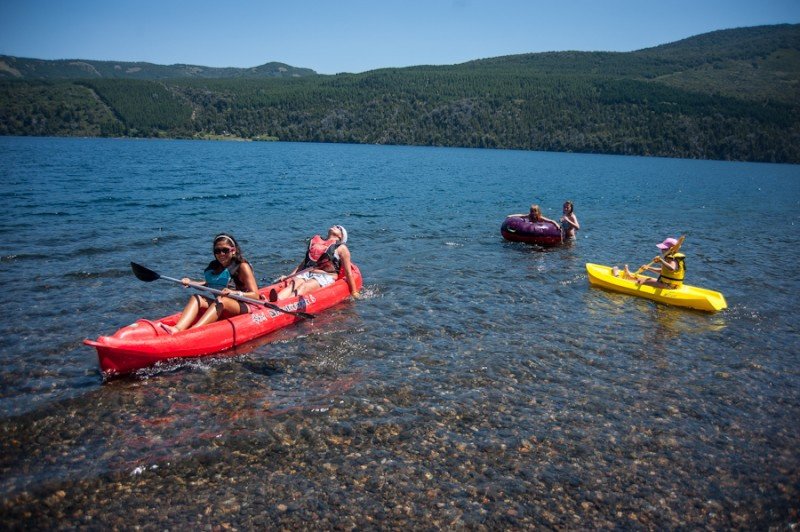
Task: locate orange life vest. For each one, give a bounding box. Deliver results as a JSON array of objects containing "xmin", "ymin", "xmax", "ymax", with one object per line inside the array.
[{"xmin": 303, "ymin": 235, "xmax": 341, "ymax": 273}]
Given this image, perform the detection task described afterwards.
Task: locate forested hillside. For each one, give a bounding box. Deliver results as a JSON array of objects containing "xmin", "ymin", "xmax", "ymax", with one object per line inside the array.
[
  {"xmin": 0, "ymin": 56, "xmax": 316, "ymax": 79},
  {"xmin": 1, "ymin": 24, "xmax": 798, "ymax": 163}
]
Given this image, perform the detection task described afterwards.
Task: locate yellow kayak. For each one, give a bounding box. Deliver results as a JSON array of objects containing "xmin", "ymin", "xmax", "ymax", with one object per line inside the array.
[{"xmin": 585, "ymin": 263, "xmax": 727, "ymax": 312}]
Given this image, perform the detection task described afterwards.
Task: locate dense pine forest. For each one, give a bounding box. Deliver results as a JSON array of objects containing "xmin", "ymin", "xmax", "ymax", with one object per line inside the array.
[{"xmin": 1, "ymin": 24, "xmax": 798, "ymax": 163}]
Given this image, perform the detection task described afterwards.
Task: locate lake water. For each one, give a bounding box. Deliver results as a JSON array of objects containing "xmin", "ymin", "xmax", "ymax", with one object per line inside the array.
[{"xmin": 1, "ymin": 137, "xmax": 798, "ymax": 528}]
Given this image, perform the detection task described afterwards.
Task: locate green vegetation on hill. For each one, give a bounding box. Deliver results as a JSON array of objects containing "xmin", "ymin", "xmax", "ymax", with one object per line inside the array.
[
  {"xmin": 0, "ymin": 81, "xmax": 121, "ymax": 137},
  {"xmin": 78, "ymin": 79, "xmax": 194, "ymax": 137},
  {"xmin": 0, "ymin": 56, "xmax": 316, "ymax": 80},
  {"xmin": 1, "ymin": 24, "xmax": 798, "ymax": 163}
]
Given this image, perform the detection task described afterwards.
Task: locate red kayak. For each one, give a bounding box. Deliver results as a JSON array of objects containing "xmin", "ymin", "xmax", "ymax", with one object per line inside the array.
[{"xmin": 85, "ymin": 265, "xmax": 362, "ymax": 377}]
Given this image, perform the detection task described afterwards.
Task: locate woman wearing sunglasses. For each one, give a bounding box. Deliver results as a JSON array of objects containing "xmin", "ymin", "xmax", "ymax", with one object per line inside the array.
[{"xmin": 160, "ymin": 233, "xmax": 259, "ymax": 334}]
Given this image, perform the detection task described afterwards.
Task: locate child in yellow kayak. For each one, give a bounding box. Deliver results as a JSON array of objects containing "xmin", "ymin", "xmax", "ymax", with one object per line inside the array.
[{"xmin": 613, "ymin": 236, "xmax": 685, "ymax": 289}]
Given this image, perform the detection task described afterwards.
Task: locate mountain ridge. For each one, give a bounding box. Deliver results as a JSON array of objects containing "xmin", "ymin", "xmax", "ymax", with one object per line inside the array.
[
  {"xmin": 3, "ymin": 23, "xmax": 798, "ymax": 82},
  {"xmin": 1, "ymin": 24, "xmax": 798, "ymax": 163},
  {"xmin": 0, "ymin": 56, "xmax": 316, "ymax": 80}
]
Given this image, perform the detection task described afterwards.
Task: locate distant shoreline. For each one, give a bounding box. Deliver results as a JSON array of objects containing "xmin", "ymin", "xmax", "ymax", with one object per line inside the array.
[{"xmin": 193, "ymin": 134, "xmax": 279, "ymax": 142}]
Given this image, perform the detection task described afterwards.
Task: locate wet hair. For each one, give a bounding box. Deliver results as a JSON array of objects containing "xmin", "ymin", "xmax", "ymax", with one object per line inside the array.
[
  {"xmin": 563, "ymin": 200, "xmax": 574, "ymax": 214},
  {"xmin": 213, "ymin": 233, "xmax": 247, "ymax": 264},
  {"xmin": 529, "ymin": 204, "xmax": 541, "ymax": 217}
]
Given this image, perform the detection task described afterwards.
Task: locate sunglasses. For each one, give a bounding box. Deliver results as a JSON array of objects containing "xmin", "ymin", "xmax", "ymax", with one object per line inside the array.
[{"xmin": 214, "ymin": 247, "xmax": 234, "ymax": 254}]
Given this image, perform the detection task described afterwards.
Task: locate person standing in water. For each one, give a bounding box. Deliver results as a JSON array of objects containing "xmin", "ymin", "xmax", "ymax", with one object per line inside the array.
[{"xmin": 560, "ymin": 200, "xmax": 580, "ymax": 240}]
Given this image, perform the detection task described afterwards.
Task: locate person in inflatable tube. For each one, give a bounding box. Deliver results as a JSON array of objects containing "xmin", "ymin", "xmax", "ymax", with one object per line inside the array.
[
  {"xmin": 613, "ymin": 237, "xmax": 686, "ymax": 289},
  {"xmin": 160, "ymin": 233, "xmax": 260, "ymax": 334},
  {"xmin": 508, "ymin": 204, "xmax": 561, "ymax": 231},
  {"xmin": 270, "ymin": 225, "xmax": 360, "ymax": 301}
]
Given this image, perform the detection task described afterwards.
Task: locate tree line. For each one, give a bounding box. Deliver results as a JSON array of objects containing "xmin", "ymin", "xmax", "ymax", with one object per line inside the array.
[{"xmin": 1, "ymin": 24, "xmax": 798, "ymax": 163}]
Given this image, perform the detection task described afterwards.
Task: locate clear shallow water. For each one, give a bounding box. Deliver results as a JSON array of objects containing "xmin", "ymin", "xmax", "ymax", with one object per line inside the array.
[{"xmin": 1, "ymin": 137, "xmax": 798, "ymax": 527}]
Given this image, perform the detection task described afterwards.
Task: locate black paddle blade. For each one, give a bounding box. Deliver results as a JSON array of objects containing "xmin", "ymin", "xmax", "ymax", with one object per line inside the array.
[
  {"xmin": 293, "ymin": 310, "xmax": 315, "ymax": 320},
  {"xmin": 131, "ymin": 262, "xmax": 161, "ymax": 282}
]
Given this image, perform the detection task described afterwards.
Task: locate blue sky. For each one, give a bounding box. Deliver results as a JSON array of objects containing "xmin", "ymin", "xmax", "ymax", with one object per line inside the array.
[{"xmin": 1, "ymin": 1, "xmax": 798, "ymax": 74}]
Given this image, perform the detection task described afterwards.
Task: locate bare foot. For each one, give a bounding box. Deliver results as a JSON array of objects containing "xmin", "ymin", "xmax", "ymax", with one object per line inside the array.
[{"xmin": 623, "ymin": 265, "xmax": 634, "ymax": 280}]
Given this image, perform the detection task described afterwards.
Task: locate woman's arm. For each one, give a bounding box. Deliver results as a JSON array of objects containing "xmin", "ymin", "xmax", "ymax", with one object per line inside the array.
[
  {"xmin": 542, "ymin": 216, "xmax": 560, "ymax": 228},
  {"xmin": 290, "ymin": 261, "xmax": 304, "ymax": 276},
  {"xmin": 562, "ymin": 214, "xmax": 580, "ymax": 230},
  {"xmin": 337, "ymin": 245, "xmax": 360, "ymax": 297},
  {"xmin": 277, "ymin": 261, "xmax": 305, "ymax": 281},
  {"xmin": 658, "ymin": 256, "xmax": 678, "ymax": 272},
  {"xmin": 224, "ymin": 262, "xmax": 259, "ymax": 298}
]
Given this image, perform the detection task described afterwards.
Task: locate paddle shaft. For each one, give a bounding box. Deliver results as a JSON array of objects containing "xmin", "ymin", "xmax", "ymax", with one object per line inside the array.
[
  {"xmin": 174, "ymin": 278, "xmax": 313, "ymax": 319},
  {"xmin": 131, "ymin": 262, "xmax": 314, "ymax": 320},
  {"xmin": 635, "ymin": 259, "xmax": 660, "ymax": 276},
  {"xmin": 159, "ymin": 274, "xmax": 267, "ymax": 305}
]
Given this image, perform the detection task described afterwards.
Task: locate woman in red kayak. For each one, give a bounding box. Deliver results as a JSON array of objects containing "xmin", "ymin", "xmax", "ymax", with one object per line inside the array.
[
  {"xmin": 271, "ymin": 225, "xmax": 360, "ymax": 301},
  {"xmin": 160, "ymin": 233, "xmax": 259, "ymax": 334}
]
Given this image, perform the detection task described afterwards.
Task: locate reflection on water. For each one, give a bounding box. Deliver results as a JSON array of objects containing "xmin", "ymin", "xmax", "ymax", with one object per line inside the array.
[{"xmin": 2, "ymin": 328, "xmax": 369, "ymax": 496}]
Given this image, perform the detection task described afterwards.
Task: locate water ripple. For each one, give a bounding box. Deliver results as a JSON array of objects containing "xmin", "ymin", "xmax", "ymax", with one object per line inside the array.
[{"xmin": 0, "ymin": 138, "xmax": 798, "ymax": 528}]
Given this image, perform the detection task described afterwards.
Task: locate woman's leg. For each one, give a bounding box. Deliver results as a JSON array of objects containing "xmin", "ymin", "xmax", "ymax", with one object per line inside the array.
[
  {"xmin": 275, "ymin": 278, "xmax": 300, "ymax": 300},
  {"xmin": 190, "ymin": 297, "xmax": 248, "ymax": 329},
  {"xmin": 165, "ymin": 295, "xmax": 209, "ymax": 333},
  {"xmin": 295, "ymin": 278, "xmax": 322, "ymax": 296},
  {"xmin": 638, "ymin": 278, "xmax": 675, "ymax": 289},
  {"xmin": 275, "ymin": 276, "xmax": 322, "ymax": 299}
]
